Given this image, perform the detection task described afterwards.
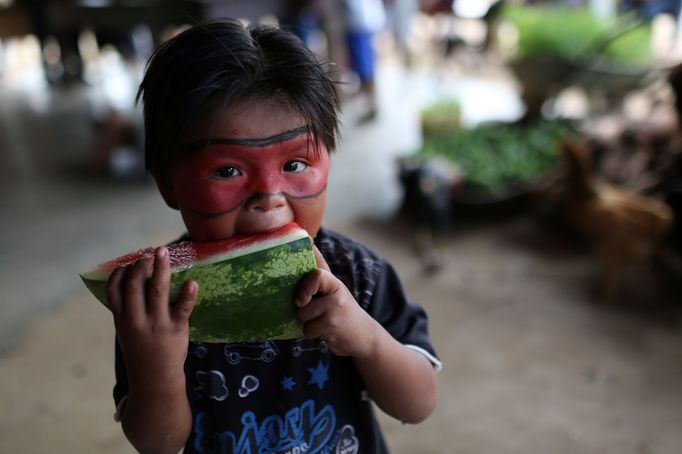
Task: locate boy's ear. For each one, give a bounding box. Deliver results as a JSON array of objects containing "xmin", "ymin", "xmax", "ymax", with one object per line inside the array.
[{"xmin": 152, "ymin": 171, "xmax": 179, "ymax": 210}]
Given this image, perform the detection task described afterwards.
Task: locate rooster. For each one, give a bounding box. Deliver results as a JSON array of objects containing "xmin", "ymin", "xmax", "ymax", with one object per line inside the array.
[{"xmin": 556, "ymin": 139, "xmax": 674, "ymax": 301}]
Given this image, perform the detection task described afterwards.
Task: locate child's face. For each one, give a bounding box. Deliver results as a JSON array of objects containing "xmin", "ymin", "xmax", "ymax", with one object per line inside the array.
[{"xmin": 156, "ymin": 101, "xmax": 329, "ymax": 241}]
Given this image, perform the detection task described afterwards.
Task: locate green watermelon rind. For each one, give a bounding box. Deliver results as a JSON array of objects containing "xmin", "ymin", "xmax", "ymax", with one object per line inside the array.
[{"xmin": 80, "ymin": 236, "xmax": 316, "ymax": 343}]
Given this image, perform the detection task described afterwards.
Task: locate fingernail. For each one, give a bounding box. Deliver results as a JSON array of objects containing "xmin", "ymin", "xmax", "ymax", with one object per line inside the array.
[{"xmin": 157, "ymin": 247, "xmax": 167, "ymax": 259}]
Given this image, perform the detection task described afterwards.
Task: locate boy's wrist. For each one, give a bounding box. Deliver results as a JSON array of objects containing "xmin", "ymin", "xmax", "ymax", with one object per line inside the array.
[
  {"xmin": 128, "ymin": 371, "xmax": 187, "ymax": 399},
  {"xmin": 352, "ymin": 318, "xmax": 385, "ymax": 362}
]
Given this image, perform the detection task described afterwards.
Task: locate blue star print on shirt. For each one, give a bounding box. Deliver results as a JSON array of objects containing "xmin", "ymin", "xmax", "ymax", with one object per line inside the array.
[
  {"xmin": 281, "ymin": 376, "xmax": 296, "ymax": 391},
  {"xmin": 308, "ymin": 361, "xmax": 329, "ymax": 390}
]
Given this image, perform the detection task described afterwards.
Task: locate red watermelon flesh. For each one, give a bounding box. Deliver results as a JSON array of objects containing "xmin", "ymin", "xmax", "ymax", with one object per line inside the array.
[{"xmin": 82, "ymin": 222, "xmax": 305, "ymax": 281}]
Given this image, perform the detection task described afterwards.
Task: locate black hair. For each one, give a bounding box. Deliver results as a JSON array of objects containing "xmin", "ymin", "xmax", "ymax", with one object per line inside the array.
[{"xmin": 137, "ymin": 19, "xmax": 340, "ymax": 175}]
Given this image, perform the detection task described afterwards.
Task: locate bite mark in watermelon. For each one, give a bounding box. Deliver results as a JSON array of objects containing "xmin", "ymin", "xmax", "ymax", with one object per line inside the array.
[{"xmin": 79, "ymin": 223, "xmax": 316, "ymax": 343}]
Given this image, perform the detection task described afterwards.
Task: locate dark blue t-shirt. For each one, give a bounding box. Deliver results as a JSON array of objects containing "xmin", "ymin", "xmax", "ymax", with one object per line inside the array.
[{"xmin": 114, "ymin": 227, "xmax": 439, "ymax": 453}]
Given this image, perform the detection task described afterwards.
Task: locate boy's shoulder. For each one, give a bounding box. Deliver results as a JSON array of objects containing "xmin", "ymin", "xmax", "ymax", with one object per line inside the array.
[
  {"xmin": 314, "ymin": 226, "xmax": 384, "ymax": 264},
  {"xmin": 315, "ymin": 226, "xmax": 386, "ymax": 310}
]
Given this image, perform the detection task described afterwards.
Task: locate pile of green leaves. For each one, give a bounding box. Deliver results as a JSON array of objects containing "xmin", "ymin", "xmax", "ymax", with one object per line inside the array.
[
  {"xmin": 502, "ymin": 5, "xmax": 652, "ymax": 67},
  {"xmin": 417, "ymin": 120, "xmax": 575, "ymax": 194}
]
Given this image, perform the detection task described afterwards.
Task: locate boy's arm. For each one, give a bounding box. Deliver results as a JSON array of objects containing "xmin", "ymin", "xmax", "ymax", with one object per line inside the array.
[
  {"xmin": 352, "ymin": 323, "xmax": 438, "ymax": 424},
  {"xmin": 118, "ymin": 378, "xmax": 192, "ymax": 454},
  {"xmin": 296, "ymin": 249, "xmax": 438, "ymax": 424},
  {"xmin": 106, "ymin": 247, "xmax": 196, "ymax": 454}
]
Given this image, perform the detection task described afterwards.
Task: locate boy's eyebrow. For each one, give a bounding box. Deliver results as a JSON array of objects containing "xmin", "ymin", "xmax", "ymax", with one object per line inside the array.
[{"xmin": 180, "ymin": 126, "xmax": 309, "ymax": 153}]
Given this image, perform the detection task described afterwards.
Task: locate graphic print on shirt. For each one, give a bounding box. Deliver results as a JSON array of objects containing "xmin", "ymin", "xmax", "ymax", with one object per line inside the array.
[
  {"xmin": 193, "ymin": 399, "xmax": 338, "ymax": 454},
  {"xmin": 196, "ymin": 370, "xmax": 229, "ymax": 401},
  {"xmin": 191, "ymin": 343, "xmax": 209, "ymax": 359},
  {"xmin": 281, "ymin": 376, "xmax": 296, "ymax": 391},
  {"xmin": 224, "ymin": 341, "xmax": 280, "ymax": 365},
  {"xmin": 307, "ymin": 361, "xmax": 329, "ymax": 390},
  {"xmin": 335, "ymin": 425, "xmax": 359, "ymax": 454},
  {"xmin": 238, "ymin": 375, "xmax": 260, "ymax": 398},
  {"xmin": 291, "ymin": 338, "xmax": 329, "ymax": 357}
]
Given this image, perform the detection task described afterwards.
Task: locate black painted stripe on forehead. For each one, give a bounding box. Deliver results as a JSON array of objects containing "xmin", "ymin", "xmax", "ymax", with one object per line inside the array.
[{"xmin": 180, "ymin": 126, "xmax": 309, "ymax": 153}]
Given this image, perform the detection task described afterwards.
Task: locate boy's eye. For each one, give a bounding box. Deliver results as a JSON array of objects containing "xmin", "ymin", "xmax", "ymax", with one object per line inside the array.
[
  {"xmin": 283, "ymin": 160, "xmax": 308, "ymax": 173},
  {"xmin": 213, "ymin": 166, "xmax": 242, "ymax": 179}
]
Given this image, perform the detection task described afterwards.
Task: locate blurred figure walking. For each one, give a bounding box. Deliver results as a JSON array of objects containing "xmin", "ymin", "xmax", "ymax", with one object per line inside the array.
[
  {"xmin": 280, "ymin": 0, "xmax": 320, "ymax": 46},
  {"xmin": 342, "ymin": 0, "xmax": 386, "ymax": 124},
  {"xmin": 386, "ymin": 0, "xmax": 420, "ymax": 67}
]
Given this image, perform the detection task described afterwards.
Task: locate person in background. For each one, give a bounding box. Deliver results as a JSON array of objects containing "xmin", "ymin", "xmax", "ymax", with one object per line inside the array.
[
  {"xmin": 385, "ymin": 0, "xmax": 420, "ymax": 67},
  {"xmin": 279, "ymin": 0, "xmax": 319, "ymax": 45},
  {"xmin": 342, "ymin": 0, "xmax": 386, "ymax": 123}
]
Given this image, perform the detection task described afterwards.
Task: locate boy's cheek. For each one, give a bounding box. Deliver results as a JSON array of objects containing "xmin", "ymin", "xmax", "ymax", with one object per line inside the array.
[
  {"xmin": 177, "ymin": 184, "xmax": 248, "ymax": 214},
  {"xmin": 290, "ymin": 195, "xmax": 327, "ymax": 238},
  {"xmin": 180, "ymin": 210, "xmax": 239, "ymax": 241},
  {"xmin": 289, "ymin": 170, "xmax": 328, "ymax": 197},
  {"xmin": 169, "ymin": 163, "xmax": 244, "ymax": 214}
]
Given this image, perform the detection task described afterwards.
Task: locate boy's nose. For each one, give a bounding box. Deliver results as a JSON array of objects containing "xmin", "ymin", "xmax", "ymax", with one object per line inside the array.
[{"xmin": 244, "ymin": 192, "xmax": 287, "ymax": 212}]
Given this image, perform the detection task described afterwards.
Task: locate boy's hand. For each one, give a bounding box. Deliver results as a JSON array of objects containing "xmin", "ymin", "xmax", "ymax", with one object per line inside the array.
[
  {"xmin": 295, "ymin": 247, "xmax": 379, "ymax": 358},
  {"xmin": 106, "ymin": 247, "xmax": 197, "ymax": 390},
  {"xmin": 297, "ymin": 247, "xmax": 438, "ymax": 424}
]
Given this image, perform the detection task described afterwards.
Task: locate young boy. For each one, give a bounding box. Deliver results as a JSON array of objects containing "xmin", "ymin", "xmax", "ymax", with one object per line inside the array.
[{"xmin": 106, "ymin": 19, "xmax": 440, "ymax": 454}]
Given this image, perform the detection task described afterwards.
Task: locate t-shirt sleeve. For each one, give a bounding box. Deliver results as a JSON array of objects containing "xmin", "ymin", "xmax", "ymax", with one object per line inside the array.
[{"xmin": 367, "ymin": 262, "xmax": 442, "ymax": 372}]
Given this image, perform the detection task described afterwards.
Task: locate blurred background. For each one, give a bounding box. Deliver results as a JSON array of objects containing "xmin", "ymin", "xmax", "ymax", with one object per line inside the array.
[{"xmin": 1, "ymin": 0, "xmax": 682, "ymax": 452}]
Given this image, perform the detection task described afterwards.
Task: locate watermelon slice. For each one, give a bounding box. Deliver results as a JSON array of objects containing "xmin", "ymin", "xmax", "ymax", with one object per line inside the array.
[{"xmin": 80, "ymin": 223, "xmax": 316, "ymax": 343}]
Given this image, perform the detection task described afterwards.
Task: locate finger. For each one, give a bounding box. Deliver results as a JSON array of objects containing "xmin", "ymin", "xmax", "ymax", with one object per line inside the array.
[
  {"xmin": 105, "ymin": 266, "xmax": 125, "ymax": 317},
  {"xmin": 171, "ymin": 280, "xmax": 198, "ymax": 323},
  {"xmin": 297, "ymin": 296, "xmax": 327, "ymax": 323},
  {"xmin": 301, "ymin": 317, "xmax": 326, "ymax": 340},
  {"xmin": 295, "ymin": 269, "xmax": 339, "ymax": 308},
  {"xmin": 122, "ymin": 255, "xmax": 153, "ymax": 321},
  {"xmin": 147, "ymin": 247, "xmax": 171, "ymax": 319},
  {"xmin": 312, "ymin": 246, "xmax": 331, "ymax": 272}
]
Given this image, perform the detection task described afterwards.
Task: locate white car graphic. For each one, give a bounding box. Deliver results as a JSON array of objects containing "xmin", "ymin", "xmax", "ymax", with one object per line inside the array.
[{"xmin": 224, "ymin": 341, "xmax": 280, "ymax": 365}]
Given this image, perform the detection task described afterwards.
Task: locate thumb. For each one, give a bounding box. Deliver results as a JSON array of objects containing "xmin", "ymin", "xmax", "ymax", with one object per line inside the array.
[
  {"xmin": 172, "ymin": 280, "xmax": 197, "ymax": 322},
  {"xmin": 313, "ymin": 246, "xmax": 331, "ymax": 272}
]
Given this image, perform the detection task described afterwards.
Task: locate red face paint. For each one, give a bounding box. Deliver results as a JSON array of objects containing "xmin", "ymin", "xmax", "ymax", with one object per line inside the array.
[{"xmin": 168, "ymin": 131, "xmax": 329, "ymax": 236}]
